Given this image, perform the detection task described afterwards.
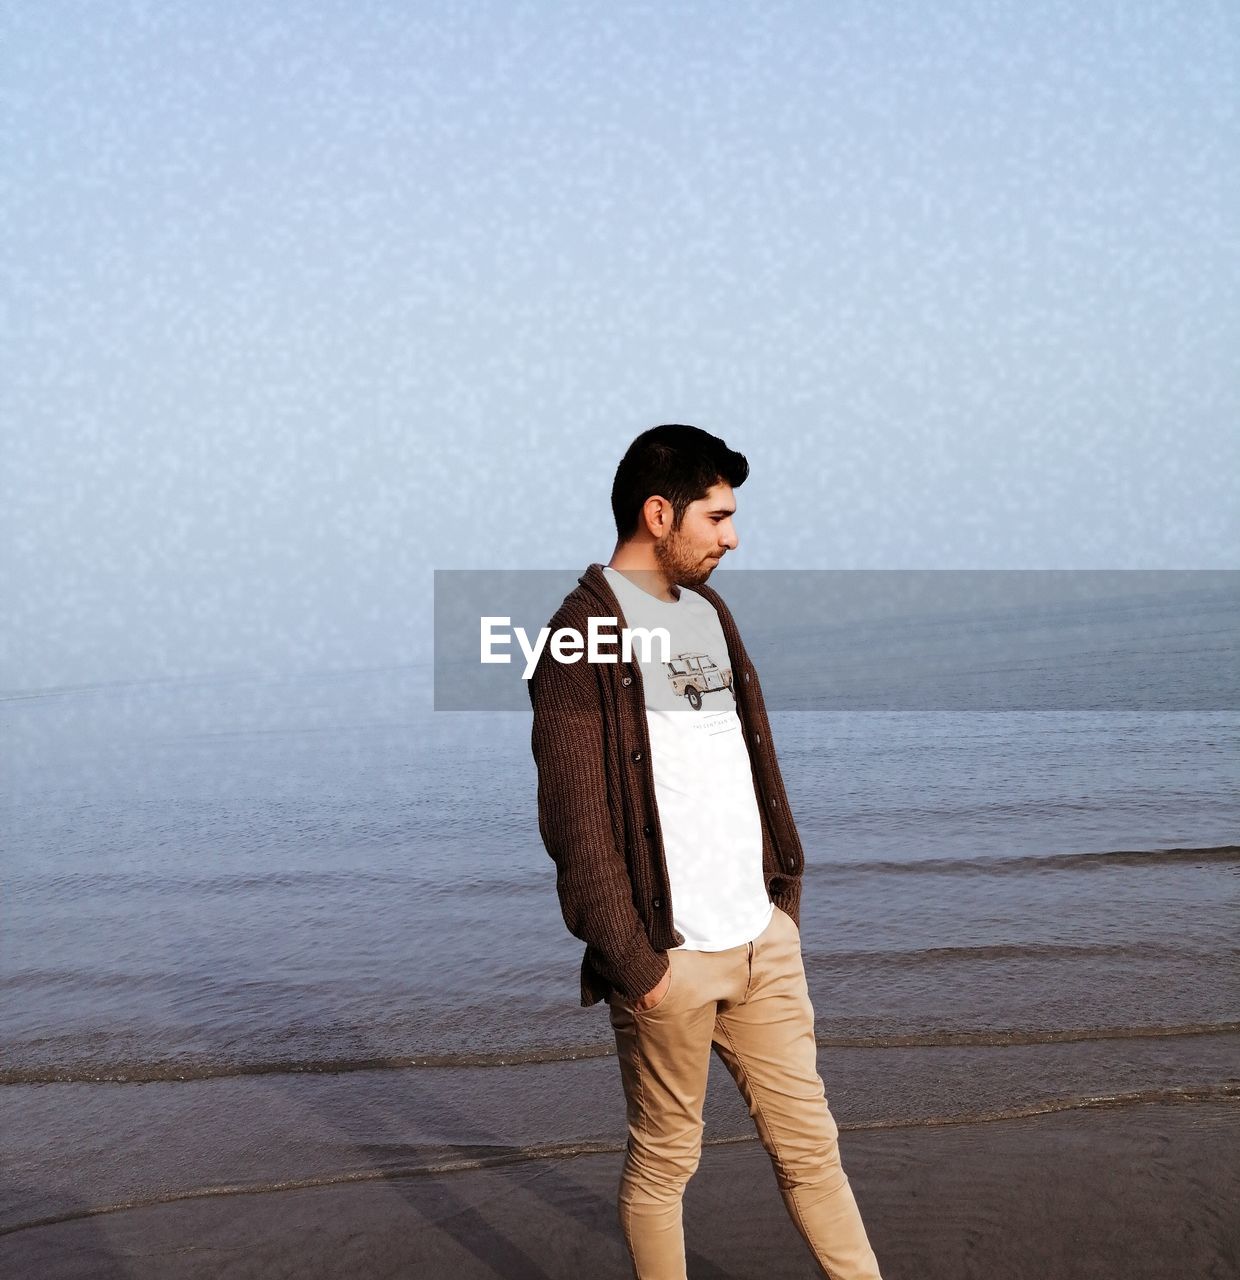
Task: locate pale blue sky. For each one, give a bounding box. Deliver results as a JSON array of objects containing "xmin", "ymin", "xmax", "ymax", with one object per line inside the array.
[{"xmin": 3, "ymin": 1, "xmax": 1237, "ymax": 692}]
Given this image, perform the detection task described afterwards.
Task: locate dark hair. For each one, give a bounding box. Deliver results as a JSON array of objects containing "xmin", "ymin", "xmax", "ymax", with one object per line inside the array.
[{"xmin": 610, "ymin": 424, "xmax": 749, "ymax": 542}]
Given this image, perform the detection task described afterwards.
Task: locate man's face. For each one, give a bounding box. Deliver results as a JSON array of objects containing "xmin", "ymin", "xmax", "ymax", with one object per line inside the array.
[{"xmin": 653, "ymin": 482, "xmax": 739, "ymax": 587}]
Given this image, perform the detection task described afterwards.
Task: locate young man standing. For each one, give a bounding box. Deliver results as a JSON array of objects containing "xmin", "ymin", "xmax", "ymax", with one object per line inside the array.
[{"xmin": 528, "ymin": 425, "xmax": 883, "ymax": 1279}]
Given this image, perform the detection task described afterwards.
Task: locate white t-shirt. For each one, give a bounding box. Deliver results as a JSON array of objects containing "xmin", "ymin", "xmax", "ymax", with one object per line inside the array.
[{"xmin": 603, "ymin": 567, "xmax": 774, "ymax": 951}]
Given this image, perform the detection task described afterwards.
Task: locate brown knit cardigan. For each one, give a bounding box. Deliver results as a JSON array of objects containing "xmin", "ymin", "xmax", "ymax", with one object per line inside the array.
[{"xmin": 528, "ymin": 562, "xmax": 806, "ymax": 1006}]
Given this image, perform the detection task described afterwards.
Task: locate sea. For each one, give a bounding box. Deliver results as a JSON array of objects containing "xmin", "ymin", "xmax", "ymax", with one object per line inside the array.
[{"xmin": 2, "ymin": 574, "xmax": 1237, "ymax": 1235}]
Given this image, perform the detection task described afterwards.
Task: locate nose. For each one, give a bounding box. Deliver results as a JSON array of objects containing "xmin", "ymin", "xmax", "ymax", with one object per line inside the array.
[{"xmin": 722, "ymin": 523, "xmax": 739, "ymax": 551}]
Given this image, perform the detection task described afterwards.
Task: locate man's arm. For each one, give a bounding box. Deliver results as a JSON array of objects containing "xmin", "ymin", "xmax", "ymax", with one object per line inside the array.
[{"xmin": 528, "ymin": 640, "xmax": 668, "ymax": 1001}]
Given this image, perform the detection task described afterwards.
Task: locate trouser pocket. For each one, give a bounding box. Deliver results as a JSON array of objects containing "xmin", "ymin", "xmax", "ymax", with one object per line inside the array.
[{"xmin": 633, "ymin": 949, "xmax": 679, "ymax": 1016}]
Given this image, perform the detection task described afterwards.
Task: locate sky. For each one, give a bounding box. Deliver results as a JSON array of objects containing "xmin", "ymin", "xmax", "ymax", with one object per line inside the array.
[{"xmin": 2, "ymin": 0, "xmax": 1237, "ymax": 693}]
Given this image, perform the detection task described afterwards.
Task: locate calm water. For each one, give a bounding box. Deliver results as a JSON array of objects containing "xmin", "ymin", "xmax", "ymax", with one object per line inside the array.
[{"xmin": 4, "ymin": 584, "xmax": 1237, "ymax": 1087}]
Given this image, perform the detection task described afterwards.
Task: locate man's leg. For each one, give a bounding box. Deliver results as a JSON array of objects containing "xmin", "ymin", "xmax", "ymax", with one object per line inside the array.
[
  {"xmin": 608, "ymin": 944, "xmax": 743, "ymax": 1280},
  {"xmin": 712, "ymin": 907, "xmax": 883, "ymax": 1280}
]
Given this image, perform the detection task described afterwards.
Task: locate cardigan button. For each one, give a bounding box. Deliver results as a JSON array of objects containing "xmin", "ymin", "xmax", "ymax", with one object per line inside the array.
[
  {"xmin": 622, "ymin": 676, "xmax": 632, "ymax": 686},
  {"xmin": 754, "ymin": 733, "xmax": 761, "ymax": 745},
  {"xmin": 643, "ymin": 824, "xmax": 654, "ymax": 837},
  {"xmin": 744, "ymin": 671, "xmax": 750, "ymax": 683},
  {"xmin": 631, "ymin": 750, "xmax": 643, "ymax": 763},
  {"xmin": 652, "ymin": 897, "xmax": 663, "ymax": 909}
]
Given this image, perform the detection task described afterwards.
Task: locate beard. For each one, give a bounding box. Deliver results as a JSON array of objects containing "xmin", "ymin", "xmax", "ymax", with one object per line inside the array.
[{"xmin": 653, "ymin": 527, "xmax": 720, "ymax": 588}]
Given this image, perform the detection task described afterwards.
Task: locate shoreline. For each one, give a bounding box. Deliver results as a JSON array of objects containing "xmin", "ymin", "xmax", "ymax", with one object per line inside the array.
[
  {"xmin": 9, "ymin": 1016, "xmax": 1240, "ymax": 1085},
  {"xmin": 6, "ymin": 1032, "xmax": 1239, "ymax": 1233},
  {"xmin": 6, "ymin": 1081, "xmax": 1238, "ymax": 1240},
  {"xmin": 3, "ymin": 1097, "xmax": 1236, "ymax": 1278}
]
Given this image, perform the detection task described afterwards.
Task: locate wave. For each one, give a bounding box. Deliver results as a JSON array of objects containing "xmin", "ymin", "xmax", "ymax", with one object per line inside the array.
[
  {"xmin": 4, "ymin": 866, "xmax": 546, "ymax": 900},
  {"xmin": 5, "ymin": 868, "xmax": 422, "ymax": 897},
  {"xmin": 6, "ymin": 937, "xmax": 1229, "ymax": 1000},
  {"xmin": 4, "ymin": 1022, "xmax": 1237, "ymax": 1085},
  {"xmin": 816, "ymin": 844, "xmax": 1240, "ymax": 876},
  {"xmin": 9, "ymin": 846, "xmax": 1235, "ymax": 906},
  {"xmin": 2, "ymin": 1081, "xmax": 1236, "ymax": 1239},
  {"xmin": 815, "ymin": 941, "xmax": 1240, "ymax": 964}
]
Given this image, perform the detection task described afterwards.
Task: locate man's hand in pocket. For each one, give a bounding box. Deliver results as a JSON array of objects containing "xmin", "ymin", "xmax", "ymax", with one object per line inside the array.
[{"xmin": 634, "ymin": 964, "xmax": 672, "ymax": 1011}]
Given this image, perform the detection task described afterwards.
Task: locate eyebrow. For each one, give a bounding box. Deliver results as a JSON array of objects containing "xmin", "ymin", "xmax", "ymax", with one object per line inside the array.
[{"xmin": 706, "ymin": 507, "xmax": 736, "ymax": 516}]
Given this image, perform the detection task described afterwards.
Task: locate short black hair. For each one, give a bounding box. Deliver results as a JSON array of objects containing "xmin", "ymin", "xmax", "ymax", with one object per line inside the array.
[{"xmin": 610, "ymin": 424, "xmax": 749, "ymax": 542}]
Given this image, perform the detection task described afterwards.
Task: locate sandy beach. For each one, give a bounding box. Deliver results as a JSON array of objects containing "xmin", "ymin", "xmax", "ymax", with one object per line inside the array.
[{"xmin": 3, "ymin": 1094, "xmax": 1236, "ymax": 1278}]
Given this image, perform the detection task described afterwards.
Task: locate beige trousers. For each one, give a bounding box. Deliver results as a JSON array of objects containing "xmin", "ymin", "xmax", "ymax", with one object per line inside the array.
[{"xmin": 607, "ymin": 905, "xmax": 883, "ymax": 1280}]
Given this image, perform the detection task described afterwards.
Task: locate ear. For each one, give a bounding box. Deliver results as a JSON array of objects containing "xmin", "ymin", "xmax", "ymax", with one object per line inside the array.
[{"xmin": 641, "ymin": 495, "xmax": 673, "ymax": 538}]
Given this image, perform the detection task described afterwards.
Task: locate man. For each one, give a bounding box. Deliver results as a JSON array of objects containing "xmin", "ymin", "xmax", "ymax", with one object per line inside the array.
[{"xmin": 528, "ymin": 425, "xmax": 883, "ymax": 1279}]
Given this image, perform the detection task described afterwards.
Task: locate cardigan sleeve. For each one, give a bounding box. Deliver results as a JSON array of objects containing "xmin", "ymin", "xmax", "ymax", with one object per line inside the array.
[{"xmin": 528, "ymin": 637, "xmax": 669, "ymax": 1001}]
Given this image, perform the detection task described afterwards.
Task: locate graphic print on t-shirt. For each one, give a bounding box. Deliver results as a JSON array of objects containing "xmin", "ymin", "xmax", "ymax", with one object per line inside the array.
[{"xmin": 663, "ymin": 650, "xmax": 735, "ymax": 712}]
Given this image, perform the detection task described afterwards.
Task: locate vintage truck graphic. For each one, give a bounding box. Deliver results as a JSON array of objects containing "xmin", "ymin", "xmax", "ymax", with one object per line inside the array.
[{"xmin": 664, "ymin": 651, "xmax": 734, "ymax": 709}]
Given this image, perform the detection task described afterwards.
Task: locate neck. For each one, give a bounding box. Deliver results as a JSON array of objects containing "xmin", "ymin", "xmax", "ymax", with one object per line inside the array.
[{"xmin": 605, "ymin": 545, "xmax": 679, "ymax": 602}]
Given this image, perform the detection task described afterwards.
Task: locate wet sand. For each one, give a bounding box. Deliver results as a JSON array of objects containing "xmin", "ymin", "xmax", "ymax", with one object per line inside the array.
[{"xmin": 4, "ymin": 1097, "xmax": 1237, "ymax": 1279}]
